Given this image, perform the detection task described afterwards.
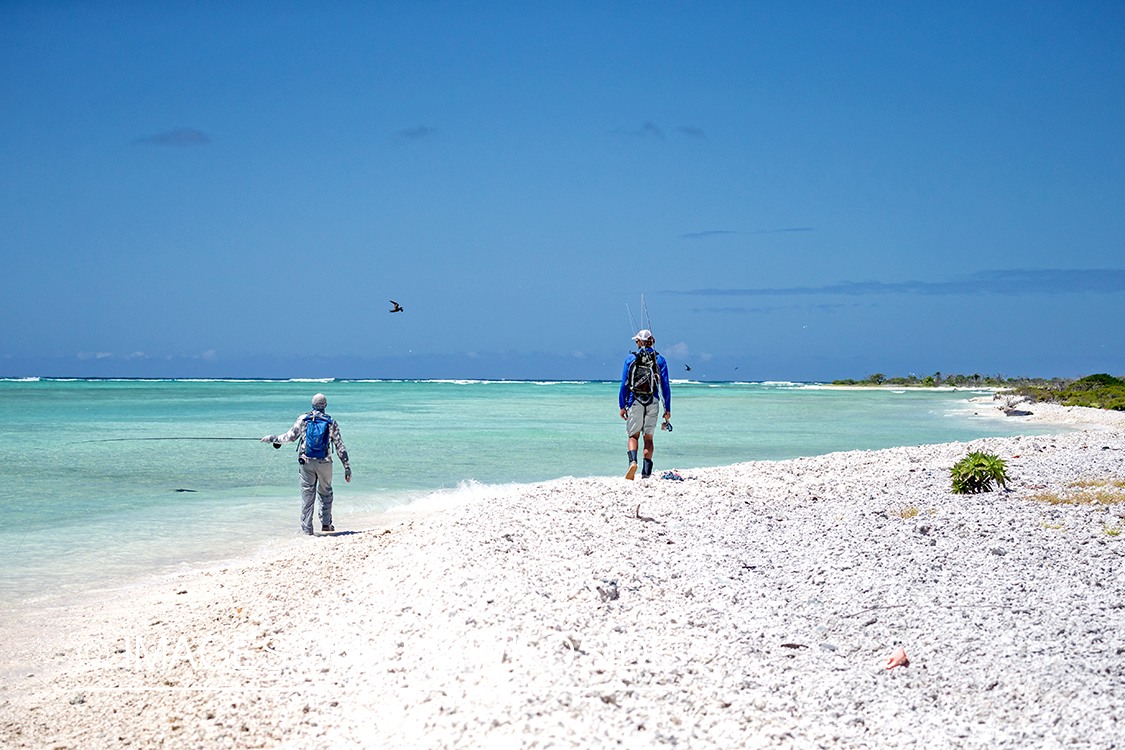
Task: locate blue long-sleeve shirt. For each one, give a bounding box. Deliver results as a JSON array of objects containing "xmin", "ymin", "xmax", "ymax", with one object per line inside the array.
[{"xmin": 619, "ymin": 348, "xmax": 671, "ymax": 413}]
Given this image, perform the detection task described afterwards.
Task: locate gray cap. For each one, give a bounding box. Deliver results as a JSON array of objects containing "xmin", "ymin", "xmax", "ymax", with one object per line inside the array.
[{"xmin": 312, "ymin": 393, "xmax": 327, "ymax": 409}]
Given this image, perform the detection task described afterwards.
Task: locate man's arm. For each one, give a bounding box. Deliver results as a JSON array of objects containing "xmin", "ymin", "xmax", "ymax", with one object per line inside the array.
[
  {"xmin": 262, "ymin": 415, "xmax": 305, "ymax": 444},
  {"xmin": 330, "ymin": 421, "xmax": 352, "ymax": 481},
  {"xmin": 658, "ymin": 356, "xmax": 671, "ymax": 417}
]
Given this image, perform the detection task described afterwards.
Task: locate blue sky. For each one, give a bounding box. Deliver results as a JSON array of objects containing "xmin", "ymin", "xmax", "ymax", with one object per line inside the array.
[{"xmin": 2, "ymin": 1, "xmax": 1122, "ymax": 380}]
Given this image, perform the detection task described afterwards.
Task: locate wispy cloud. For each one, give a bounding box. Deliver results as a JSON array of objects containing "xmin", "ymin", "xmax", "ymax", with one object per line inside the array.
[
  {"xmin": 640, "ymin": 121, "xmax": 664, "ymax": 139},
  {"xmin": 689, "ymin": 302, "xmax": 871, "ymax": 314},
  {"xmin": 668, "ymin": 269, "xmax": 1125, "ymax": 297},
  {"xmin": 682, "ymin": 230, "xmax": 739, "ymax": 239},
  {"xmin": 681, "ymin": 227, "xmax": 813, "ymax": 239},
  {"xmin": 676, "ymin": 126, "xmax": 706, "ymax": 139},
  {"xmin": 135, "ymin": 128, "xmax": 210, "ymax": 147},
  {"xmin": 398, "ymin": 125, "xmax": 433, "ymax": 139}
]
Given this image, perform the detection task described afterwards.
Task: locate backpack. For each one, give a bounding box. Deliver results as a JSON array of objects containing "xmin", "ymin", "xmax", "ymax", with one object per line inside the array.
[
  {"xmin": 628, "ymin": 349, "xmax": 660, "ymax": 399},
  {"xmin": 303, "ymin": 413, "xmax": 333, "ymax": 459}
]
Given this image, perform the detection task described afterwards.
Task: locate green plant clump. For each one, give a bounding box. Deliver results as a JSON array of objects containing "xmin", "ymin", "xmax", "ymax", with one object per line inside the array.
[
  {"xmin": 950, "ymin": 452, "xmax": 1009, "ymax": 494},
  {"xmin": 1016, "ymin": 373, "xmax": 1125, "ymax": 411}
]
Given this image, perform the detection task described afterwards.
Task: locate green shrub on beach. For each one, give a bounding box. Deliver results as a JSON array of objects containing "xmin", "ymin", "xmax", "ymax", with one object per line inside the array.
[
  {"xmin": 950, "ymin": 452, "xmax": 1009, "ymax": 494},
  {"xmin": 828, "ymin": 372, "xmax": 1125, "ymax": 412},
  {"xmin": 1014, "ymin": 374, "xmax": 1125, "ymax": 411}
]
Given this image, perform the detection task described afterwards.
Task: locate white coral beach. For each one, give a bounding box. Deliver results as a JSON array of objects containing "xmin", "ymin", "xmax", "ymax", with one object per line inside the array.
[{"xmin": 1, "ymin": 403, "xmax": 1123, "ymax": 749}]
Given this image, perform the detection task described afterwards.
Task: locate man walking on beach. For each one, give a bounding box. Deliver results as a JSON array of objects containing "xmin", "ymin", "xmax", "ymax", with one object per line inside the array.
[
  {"xmin": 262, "ymin": 393, "xmax": 352, "ymax": 535},
  {"xmin": 619, "ymin": 329, "xmax": 671, "ymax": 480}
]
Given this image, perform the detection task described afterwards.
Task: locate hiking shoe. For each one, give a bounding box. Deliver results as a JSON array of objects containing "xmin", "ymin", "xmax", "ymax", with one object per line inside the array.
[
  {"xmin": 625, "ymin": 462, "xmax": 637, "ymax": 481},
  {"xmin": 321, "ymin": 525, "xmax": 334, "ymax": 533}
]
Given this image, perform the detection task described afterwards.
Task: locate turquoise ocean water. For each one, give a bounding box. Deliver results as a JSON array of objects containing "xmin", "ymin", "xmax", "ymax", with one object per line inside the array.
[{"xmin": 0, "ymin": 379, "xmax": 1069, "ymax": 608}]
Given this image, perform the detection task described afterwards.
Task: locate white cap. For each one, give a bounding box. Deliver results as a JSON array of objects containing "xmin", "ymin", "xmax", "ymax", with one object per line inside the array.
[
  {"xmin": 633, "ymin": 329, "xmax": 653, "ymax": 342},
  {"xmin": 312, "ymin": 393, "xmax": 327, "ymax": 409}
]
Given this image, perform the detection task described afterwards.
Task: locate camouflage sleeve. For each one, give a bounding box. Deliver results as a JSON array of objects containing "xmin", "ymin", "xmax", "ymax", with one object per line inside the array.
[
  {"xmin": 330, "ymin": 420, "xmax": 350, "ymax": 469},
  {"xmin": 267, "ymin": 415, "xmax": 306, "ymax": 445}
]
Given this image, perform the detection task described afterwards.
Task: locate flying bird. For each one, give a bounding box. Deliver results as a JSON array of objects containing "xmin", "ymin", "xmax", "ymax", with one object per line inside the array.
[
  {"xmin": 685, "ymin": 365, "xmax": 691, "ymax": 372},
  {"xmin": 389, "ymin": 301, "xmax": 404, "ymax": 313}
]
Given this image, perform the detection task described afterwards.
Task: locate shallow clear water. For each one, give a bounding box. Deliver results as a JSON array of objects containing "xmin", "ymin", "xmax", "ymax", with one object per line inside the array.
[{"xmin": 0, "ymin": 379, "xmax": 1068, "ymax": 606}]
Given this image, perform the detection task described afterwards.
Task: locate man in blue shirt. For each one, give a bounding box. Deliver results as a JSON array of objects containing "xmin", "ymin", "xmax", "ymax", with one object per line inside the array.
[{"xmin": 619, "ymin": 329, "xmax": 671, "ymax": 480}]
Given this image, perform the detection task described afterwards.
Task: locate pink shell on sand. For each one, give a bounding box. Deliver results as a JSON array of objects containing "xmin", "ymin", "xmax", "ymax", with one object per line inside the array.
[{"xmin": 885, "ymin": 646, "xmax": 909, "ymax": 669}]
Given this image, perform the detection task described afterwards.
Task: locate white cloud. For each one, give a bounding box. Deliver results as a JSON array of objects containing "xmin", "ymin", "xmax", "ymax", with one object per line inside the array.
[
  {"xmin": 571, "ymin": 350, "xmax": 586, "ymax": 359},
  {"xmin": 665, "ymin": 342, "xmax": 689, "ymax": 358},
  {"xmin": 700, "ymin": 352, "xmax": 713, "ymax": 361}
]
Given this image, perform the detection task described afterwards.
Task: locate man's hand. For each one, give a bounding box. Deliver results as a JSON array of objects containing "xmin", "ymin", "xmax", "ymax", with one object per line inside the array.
[
  {"xmin": 260, "ymin": 436, "xmax": 273, "ymax": 443},
  {"xmin": 345, "ymin": 467, "xmax": 352, "ymax": 482},
  {"xmin": 663, "ymin": 411, "xmax": 670, "ymax": 421},
  {"xmin": 620, "ymin": 408, "xmax": 628, "ymax": 420}
]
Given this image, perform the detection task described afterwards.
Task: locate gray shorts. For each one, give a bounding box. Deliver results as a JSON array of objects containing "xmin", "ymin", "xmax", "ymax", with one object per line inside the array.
[{"xmin": 626, "ymin": 399, "xmax": 661, "ymax": 436}]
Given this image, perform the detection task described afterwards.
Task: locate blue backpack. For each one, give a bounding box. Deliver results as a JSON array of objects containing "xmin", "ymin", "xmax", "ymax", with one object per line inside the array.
[{"xmin": 304, "ymin": 413, "xmax": 334, "ymax": 459}]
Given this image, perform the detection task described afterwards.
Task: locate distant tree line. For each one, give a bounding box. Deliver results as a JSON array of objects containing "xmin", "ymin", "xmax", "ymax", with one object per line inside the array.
[
  {"xmin": 830, "ymin": 372, "xmax": 1047, "ymax": 387},
  {"xmin": 830, "ymin": 372, "xmax": 1125, "ymax": 411}
]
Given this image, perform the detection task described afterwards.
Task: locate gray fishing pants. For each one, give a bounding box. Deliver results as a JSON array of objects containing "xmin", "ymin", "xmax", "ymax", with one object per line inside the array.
[{"xmin": 299, "ymin": 457, "xmax": 333, "ymax": 534}]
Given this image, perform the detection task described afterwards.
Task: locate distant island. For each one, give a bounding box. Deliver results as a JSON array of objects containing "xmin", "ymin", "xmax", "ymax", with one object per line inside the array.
[{"xmin": 829, "ymin": 372, "xmax": 1125, "ymax": 411}]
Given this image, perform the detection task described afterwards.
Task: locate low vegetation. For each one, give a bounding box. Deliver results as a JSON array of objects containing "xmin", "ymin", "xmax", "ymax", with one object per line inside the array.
[
  {"xmin": 1027, "ymin": 477, "xmax": 1125, "ymax": 507},
  {"xmin": 1010, "ymin": 373, "xmax": 1125, "ymax": 411},
  {"xmin": 950, "ymin": 452, "xmax": 1009, "ymax": 494},
  {"xmin": 829, "ymin": 372, "xmax": 1125, "ymax": 412},
  {"xmin": 830, "ymin": 372, "xmax": 1054, "ymax": 387}
]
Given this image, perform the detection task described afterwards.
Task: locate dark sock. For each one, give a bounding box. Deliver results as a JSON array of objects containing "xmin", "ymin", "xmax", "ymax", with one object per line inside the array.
[
  {"xmin": 642, "ymin": 458, "xmax": 653, "ymax": 477},
  {"xmin": 628, "ymin": 450, "xmax": 638, "ymax": 464}
]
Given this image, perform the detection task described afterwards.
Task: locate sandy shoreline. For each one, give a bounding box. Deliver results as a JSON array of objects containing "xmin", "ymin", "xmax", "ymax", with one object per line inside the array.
[{"xmin": 2, "ymin": 406, "xmax": 1123, "ymax": 748}]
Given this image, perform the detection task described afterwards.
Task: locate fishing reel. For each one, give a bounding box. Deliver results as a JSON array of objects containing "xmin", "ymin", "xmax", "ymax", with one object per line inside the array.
[
  {"xmin": 272, "ymin": 442, "xmax": 282, "ymax": 449},
  {"xmin": 661, "ymin": 421, "xmax": 673, "ymax": 432}
]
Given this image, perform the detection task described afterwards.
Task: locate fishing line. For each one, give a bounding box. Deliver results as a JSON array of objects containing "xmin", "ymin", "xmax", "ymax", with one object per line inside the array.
[
  {"xmin": 12, "ymin": 522, "xmax": 34, "ymax": 558},
  {"xmin": 641, "ymin": 293, "xmax": 652, "ymax": 333},
  {"xmin": 71, "ymin": 437, "xmax": 262, "ymax": 445},
  {"xmin": 252, "ymin": 441, "xmax": 280, "ymax": 499}
]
